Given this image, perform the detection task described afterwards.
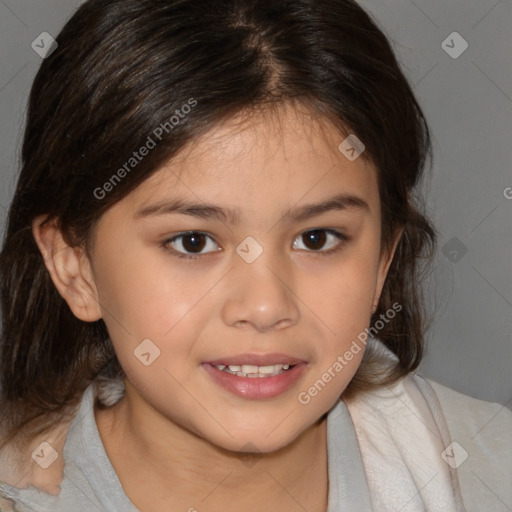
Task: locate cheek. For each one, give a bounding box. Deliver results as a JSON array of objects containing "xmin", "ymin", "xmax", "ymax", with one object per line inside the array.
[
  {"xmin": 94, "ymin": 242, "xmax": 214, "ymax": 339},
  {"xmin": 299, "ymin": 243, "xmax": 380, "ymax": 385},
  {"xmin": 301, "ymin": 250, "xmax": 379, "ymax": 325}
]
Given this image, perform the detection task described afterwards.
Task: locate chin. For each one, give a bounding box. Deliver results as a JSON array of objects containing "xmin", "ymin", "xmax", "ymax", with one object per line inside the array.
[
  {"xmin": 215, "ymin": 433, "xmax": 298, "ymax": 456},
  {"xmin": 199, "ymin": 414, "xmax": 318, "ymax": 456}
]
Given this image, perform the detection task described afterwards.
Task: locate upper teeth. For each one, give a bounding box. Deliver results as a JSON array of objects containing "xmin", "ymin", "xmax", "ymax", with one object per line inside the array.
[{"xmin": 215, "ymin": 363, "xmax": 291, "ymax": 377}]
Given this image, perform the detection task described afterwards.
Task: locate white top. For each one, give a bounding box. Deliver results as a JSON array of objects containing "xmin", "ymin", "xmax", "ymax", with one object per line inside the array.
[{"xmin": 1, "ymin": 339, "xmax": 511, "ymax": 511}]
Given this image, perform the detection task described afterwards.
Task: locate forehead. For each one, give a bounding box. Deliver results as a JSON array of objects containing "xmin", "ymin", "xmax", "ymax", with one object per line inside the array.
[{"xmin": 121, "ymin": 103, "xmax": 379, "ymax": 217}]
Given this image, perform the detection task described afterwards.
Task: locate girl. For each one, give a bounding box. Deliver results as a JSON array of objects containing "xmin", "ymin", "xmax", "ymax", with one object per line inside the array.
[{"xmin": 0, "ymin": 0, "xmax": 510, "ymax": 510}]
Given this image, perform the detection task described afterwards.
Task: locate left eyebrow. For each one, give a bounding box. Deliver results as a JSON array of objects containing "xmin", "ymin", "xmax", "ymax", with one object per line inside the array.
[
  {"xmin": 282, "ymin": 193, "xmax": 370, "ymax": 222},
  {"xmin": 133, "ymin": 193, "xmax": 370, "ymax": 225}
]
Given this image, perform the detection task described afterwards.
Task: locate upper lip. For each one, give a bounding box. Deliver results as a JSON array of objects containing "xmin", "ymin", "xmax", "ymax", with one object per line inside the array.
[{"xmin": 204, "ymin": 353, "xmax": 306, "ymax": 366}]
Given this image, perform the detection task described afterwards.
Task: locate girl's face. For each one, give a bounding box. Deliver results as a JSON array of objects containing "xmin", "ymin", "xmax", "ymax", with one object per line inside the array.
[{"xmin": 86, "ymin": 104, "xmax": 398, "ymax": 453}]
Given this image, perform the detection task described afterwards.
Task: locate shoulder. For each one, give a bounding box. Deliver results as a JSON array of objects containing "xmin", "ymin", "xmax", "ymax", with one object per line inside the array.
[
  {"xmin": 0, "ymin": 382, "xmax": 97, "ymax": 509},
  {"xmin": 410, "ymin": 374, "xmax": 512, "ymax": 510},
  {"xmin": 417, "ymin": 375, "xmax": 512, "ymax": 461},
  {"xmin": 0, "ymin": 378, "xmax": 133, "ymax": 512},
  {"xmin": 420, "ymin": 377, "xmax": 512, "ymax": 483},
  {"xmin": 0, "ymin": 495, "xmax": 16, "ymax": 512},
  {"xmin": 424, "ymin": 376, "xmax": 512, "ymax": 434},
  {"xmin": 344, "ymin": 368, "xmax": 512, "ymax": 510},
  {"xmin": 0, "ymin": 417, "xmax": 71, "ymax": 496}
]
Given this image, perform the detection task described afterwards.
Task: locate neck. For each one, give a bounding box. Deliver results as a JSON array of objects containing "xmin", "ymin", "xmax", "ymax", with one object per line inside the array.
[{"xmin": 95, "ymin": 379, "xmax": 329, "ymax": 512}]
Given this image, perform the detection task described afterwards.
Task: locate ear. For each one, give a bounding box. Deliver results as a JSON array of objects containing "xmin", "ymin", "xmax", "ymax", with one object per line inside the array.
[
  {"xmin": 371, "ymin": 226, "xmax": 404, "ymax": 314},
  {"xmin": 31, "ymin": 215, "xmax": 102, "ymax": 322}
]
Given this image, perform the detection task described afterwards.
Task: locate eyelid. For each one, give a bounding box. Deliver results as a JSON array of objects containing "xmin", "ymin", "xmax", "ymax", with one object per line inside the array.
[{"xmin": 162, "ymin": 228, "xmax": 350, "ymax": 260}]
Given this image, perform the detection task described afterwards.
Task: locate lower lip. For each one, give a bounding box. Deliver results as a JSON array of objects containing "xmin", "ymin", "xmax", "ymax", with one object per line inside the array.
[{"xmin": 202, "ymin": 363, "xmax": 306, "ymax": 399}]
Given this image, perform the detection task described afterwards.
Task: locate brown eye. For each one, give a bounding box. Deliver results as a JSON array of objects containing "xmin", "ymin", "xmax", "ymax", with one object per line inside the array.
[
  {"xmin": 164, "ymin": 232, "xmax": 221, "ymax": 258},
  {"xmin": 293, "ymin": 229, "xmax": 347, "ymax": 252},
  {"xmin": 181, "ymin": 233, "xmax": 207, "ymax": 253},
  {"xmin": 302, "ymin": 230, "xmax": 327, "ymax": 250}
]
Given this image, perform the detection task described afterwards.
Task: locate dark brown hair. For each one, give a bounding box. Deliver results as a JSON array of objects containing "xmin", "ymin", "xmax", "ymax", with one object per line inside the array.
[{"xmin": 0, "ymin": 0, "xmax": 436, "ymax": 450}]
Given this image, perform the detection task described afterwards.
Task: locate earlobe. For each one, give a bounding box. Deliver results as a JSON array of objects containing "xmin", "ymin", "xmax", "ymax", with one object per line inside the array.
[{"xmin": 31, "ymin": 215, "xmax": 102, "ymax": 322}]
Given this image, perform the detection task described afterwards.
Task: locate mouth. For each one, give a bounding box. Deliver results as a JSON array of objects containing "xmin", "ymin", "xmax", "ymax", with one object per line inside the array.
[
  {"xmin": 213, "ymin": 363, "xmax": 295, "ymax": 378},
  {"xmin": 202, "ymin": 353, "xmax": 307, "ymax": 399}
]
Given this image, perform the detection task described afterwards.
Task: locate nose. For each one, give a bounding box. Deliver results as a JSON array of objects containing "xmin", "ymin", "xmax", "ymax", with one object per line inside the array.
[{"xmin": 221, "ymin": 248, "xmax": 300, "ymax": 332}]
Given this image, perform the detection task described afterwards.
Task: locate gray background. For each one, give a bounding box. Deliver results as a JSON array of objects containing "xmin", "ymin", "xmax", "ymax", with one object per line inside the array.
[{"xmin": 0, "ymin": 1, "xmax": 510, "ymax": 406}]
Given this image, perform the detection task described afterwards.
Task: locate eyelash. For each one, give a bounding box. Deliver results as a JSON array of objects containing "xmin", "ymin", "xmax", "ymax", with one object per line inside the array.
[{"xmin": 161, "ymin": 229, "xmax": 350, "ymax": 260}]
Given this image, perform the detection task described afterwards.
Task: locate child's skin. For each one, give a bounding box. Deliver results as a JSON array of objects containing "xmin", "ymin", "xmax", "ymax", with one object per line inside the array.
[{"xmin": 32, "ymin": 103, "xmax": 401, "ymax": 511}]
